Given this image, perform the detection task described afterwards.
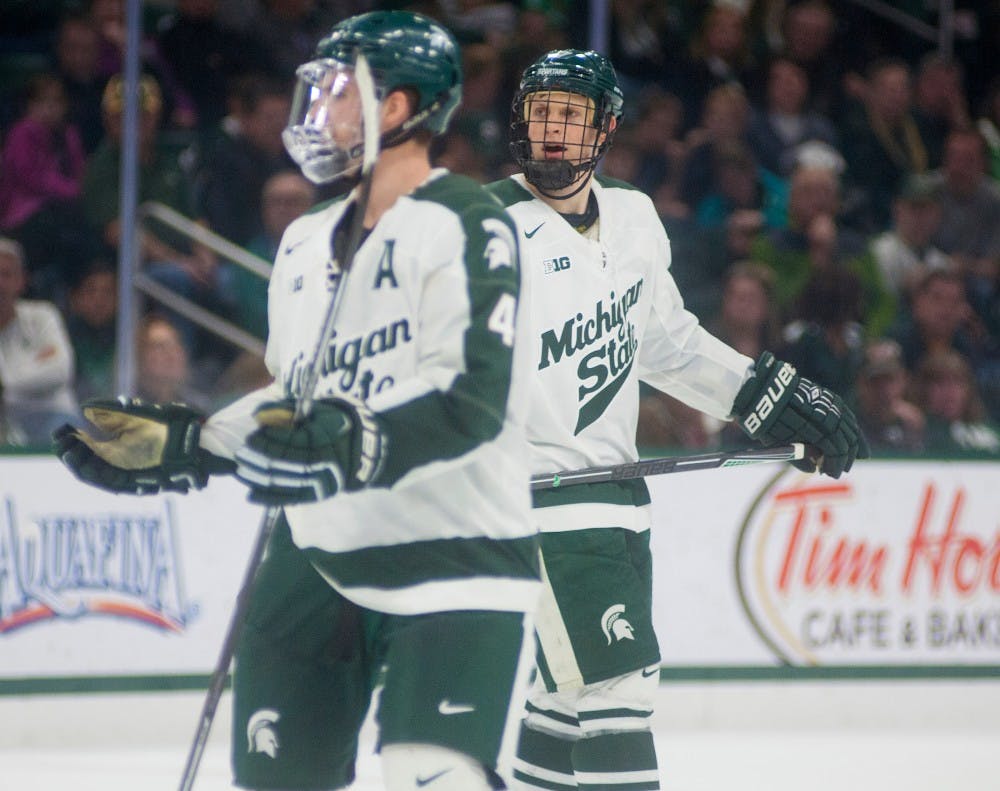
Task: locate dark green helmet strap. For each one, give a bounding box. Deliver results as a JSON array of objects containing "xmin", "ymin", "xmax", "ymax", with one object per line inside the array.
[{"xmin": 380, "ymin": 90, "xmax": 448, "ymax": 149}]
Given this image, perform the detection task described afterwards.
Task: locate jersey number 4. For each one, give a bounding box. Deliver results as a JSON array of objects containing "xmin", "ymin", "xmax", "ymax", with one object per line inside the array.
[{"xmin": 488, "ymin": 293, "xmax": 517, "ymax": 347}]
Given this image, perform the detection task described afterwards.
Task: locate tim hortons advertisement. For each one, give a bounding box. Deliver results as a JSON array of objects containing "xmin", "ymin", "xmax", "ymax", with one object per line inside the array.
[
  {"xmin": 1, "ymin": 456, "xmax": 997, "ymax": 681},
  {"xmin": 649, "ymin": 461, "xmax": 1000, "ymax": 667},
  {"xmin": 0, "ymin": 456, "xmax": 261, "ymax": 679}
]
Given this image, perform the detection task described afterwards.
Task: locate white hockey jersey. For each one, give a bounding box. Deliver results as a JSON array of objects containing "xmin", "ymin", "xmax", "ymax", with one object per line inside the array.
[
  {"xmin": 202, "ymin": 170, "xmax": 540, "ymax": 615},
  {"xmin": 488, "ymin": 174, "xmax": 754, "ymax": 514}
]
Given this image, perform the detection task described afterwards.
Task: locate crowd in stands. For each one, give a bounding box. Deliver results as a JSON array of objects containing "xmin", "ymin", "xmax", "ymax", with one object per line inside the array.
[{"xmin": 0, "ymin": 0, "xmax": 998, "ymax": 457}]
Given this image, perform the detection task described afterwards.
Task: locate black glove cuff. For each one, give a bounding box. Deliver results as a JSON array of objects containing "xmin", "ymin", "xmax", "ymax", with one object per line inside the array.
[
  {"xmin": 732, "ymin": 351, "xmax": 800, "ymax": 439},
  {"xmin": 329, "ymin": 398, "xmax": 387, "ymax": 488}
]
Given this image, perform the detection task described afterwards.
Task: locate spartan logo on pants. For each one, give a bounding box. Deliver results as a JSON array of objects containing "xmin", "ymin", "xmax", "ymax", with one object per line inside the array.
[
  {"xmin": 247, "ymin": 709, "xmax": 281, "ymax": 758},
  {"xmin": 601, "ymin": 604, "xmax": 635, "ymax": 644},
  {"xmin": 537, "ymin": 280, "xmax": 643, "ymax": 434}
]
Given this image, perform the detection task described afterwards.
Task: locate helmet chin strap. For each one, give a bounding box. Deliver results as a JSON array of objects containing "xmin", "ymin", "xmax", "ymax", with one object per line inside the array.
[
  {"xmin": 523, "ymin": 158, "xmax": 596, "ymax": 200},
  {"xmin": 379, "ymin": 92, "xmax": 447, "ymax": 150}
]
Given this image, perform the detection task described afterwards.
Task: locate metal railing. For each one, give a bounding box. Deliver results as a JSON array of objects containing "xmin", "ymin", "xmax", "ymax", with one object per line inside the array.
[
  {"xmin": 123, "ymin": 201, "xmax": 272, "ymax": 394},
  {"xmin": 845, "ymin": 0, "xmax": 955, "ymax": 58}
]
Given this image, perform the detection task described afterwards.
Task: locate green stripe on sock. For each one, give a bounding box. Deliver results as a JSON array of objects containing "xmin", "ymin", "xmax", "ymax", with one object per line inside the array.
[
  {"xmin": 572, "ymin": 731, "xmax": 658, "ymax": 774},
  {"xmin": 577, "ymin": 781, "xmax": 659, "ymax": 791},
  {"xmin": 518, "ymin": 724, "xmax": 574, "ymax": 773},
  {"xmin": 512, "ymin": 767, "xmax": 577, "ymax": 791},
  {"xmin": 578, "ymin": 707, "xmax": 652, "ymax": 722}
]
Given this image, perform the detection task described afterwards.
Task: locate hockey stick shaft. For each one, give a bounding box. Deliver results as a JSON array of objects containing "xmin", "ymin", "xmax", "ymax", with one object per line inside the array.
[
  {"xmin": 177, "ymin": 54, "xmax": 381, "ymax": 791},
  {"xmin": 0, "ymin": 376, "xmax": 7, "ymax": 445},
  {"xmin": 176, "ymin": 506, "xmax": 278, "ymax": 790},
  {"xmin": 530, "ymin": 443, "xmax": 808, "ymax": 490}
]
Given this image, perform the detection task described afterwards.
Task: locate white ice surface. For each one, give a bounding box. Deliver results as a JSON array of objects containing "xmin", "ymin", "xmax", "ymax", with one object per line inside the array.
[{"xmin": 2, "ymin": 680, "xmax": 998, "ymax": 790}]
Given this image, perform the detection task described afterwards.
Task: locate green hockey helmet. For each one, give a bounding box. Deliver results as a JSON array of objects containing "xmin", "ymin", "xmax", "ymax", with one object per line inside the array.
[
  {"xmin": 283, "ymin": 11, "xmax": 462, "ymax": 183},
  {"xmin": 510, "ymin": 49, "xmax": 625, "ymax": 196}
]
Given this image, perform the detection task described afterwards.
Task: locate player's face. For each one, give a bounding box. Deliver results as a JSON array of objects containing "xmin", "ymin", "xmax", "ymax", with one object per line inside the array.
[{"xmin": 524, "ymin": 91, "xmax": 601, "ymax": 166}]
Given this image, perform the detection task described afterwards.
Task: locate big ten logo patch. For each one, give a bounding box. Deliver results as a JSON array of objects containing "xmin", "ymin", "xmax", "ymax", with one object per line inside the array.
[{"xmin": 543, "ymin": 256, "xmax": 571, "ymax": 274}]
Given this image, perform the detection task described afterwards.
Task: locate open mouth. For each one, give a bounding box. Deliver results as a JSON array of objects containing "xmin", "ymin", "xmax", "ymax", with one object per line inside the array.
[{"xmin": 543, "ymin": 143, "xmax": 566, "ymax": 159}]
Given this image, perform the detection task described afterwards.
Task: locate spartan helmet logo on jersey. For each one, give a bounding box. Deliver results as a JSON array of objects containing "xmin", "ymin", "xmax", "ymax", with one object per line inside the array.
[
  {"xmin": 510, "ymin": 49, "xmax": 624, "ymax": 199},
  {"xmin": 247, "ymin": 709, "xmax": 281, "ymax": 758},
  {"xmin": 601, "ymin": 604, "xmax": 636, "ymax": 644},
  {"xmin": 283, "ymin": 10, "xmax": 463, "ymax": 184},
  {"xmin": 481, "ymin": 217, "xmax": 517, "ymax": 271}
]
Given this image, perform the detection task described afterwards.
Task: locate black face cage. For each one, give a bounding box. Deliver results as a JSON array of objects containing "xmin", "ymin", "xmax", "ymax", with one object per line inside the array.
[{"xmin": 509, "ymin": 89, "xmax": 617, "ymax": 198}]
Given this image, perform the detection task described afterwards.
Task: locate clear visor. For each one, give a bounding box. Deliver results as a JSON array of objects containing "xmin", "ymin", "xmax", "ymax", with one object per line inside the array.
[{"xmin": 282, "ymin": 59, "xmax": 371, "ymax": 184}]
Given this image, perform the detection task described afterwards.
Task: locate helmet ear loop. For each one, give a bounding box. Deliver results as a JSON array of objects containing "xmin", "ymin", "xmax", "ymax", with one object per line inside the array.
[{"xmin": 591, "ymin": 107, "xmax": 617, "ymax": 166}]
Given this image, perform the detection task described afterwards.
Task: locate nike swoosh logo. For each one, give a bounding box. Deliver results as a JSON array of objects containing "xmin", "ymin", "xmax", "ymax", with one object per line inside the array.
[
  {"xmin": 524, "ymin": 222, "xmax": 545, "ymax": 238},
  {"xmin": 437, "ymin": 699, "xmax": 476, "ymax": 715},
  {"xmin": 641, "ymin": 666, "xmax": 660, "ymax": 678},
  {"xmin": 416, "ymin": 768, "xmax": 454, "ymax": 787},
  {"xmin": 283, "ymin": 237, "xmax": 308, "ymax": 255}
]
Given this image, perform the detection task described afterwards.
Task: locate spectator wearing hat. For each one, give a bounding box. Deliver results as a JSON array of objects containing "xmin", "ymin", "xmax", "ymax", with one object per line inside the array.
[
  {"xmin": 854, "ymin": 338, "xmax": 924, "ymax": 454},
  {"xmin": 82, "ymin": 74, "xmax": 197, "ymax": 268},
  {"xmin": 870, "ymin": 171, "xmax": 952, "ymax": 304},
  {"xmin": 86, "ymin": 0, "xmax": 197, "ymax": 130},
  {"xmin": 82, "ymin": 74, "xmax": 233, "ymax": 360}
]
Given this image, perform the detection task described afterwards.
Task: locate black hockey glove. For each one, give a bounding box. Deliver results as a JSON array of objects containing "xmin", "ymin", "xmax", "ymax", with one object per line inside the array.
[
  {"xmin": 53, "ymin": 398, "xmax": 235, "ymax": 495},
  {"xmin": 234, "ymin": 398, "xmax": 386, "ymax": 506},
  {"xmin": 731, "ymin": 352, "xmax": 869, "ymax": 478}
]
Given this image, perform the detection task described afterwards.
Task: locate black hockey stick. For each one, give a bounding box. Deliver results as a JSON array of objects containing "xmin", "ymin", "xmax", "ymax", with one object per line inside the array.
[
  {"xmin": 177, "ymin": 54, "xmax": 381, "ymax": 791},
  {"xmin": 530, "ymin": 443, "xmax": 810, "ymax": 490}
]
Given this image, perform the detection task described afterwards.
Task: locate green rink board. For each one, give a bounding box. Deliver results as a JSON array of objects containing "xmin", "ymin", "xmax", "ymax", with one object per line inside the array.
[{"xmin": 3, "ymin": 665, "xmax": 1000, "ymax": 696}]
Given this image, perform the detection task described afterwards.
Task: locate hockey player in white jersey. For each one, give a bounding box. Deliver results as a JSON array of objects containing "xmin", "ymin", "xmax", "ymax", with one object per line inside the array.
[
  {"xmin": 55, "ymin": 11, "xmax": 540, "ymax": 791},
  {"xmin": 486, "ymin": 50, "xmax": 868, "ymax": 791}
]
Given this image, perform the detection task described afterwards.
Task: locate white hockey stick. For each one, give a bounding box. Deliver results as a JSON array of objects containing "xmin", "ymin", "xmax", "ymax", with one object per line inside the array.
[
  {"xmin": 177, "ymin": 53, "xmax": 381, "ymax": 791},
  {"xmin": 530, "ymin": 443, "xmax": 810, "ymax": 490}
]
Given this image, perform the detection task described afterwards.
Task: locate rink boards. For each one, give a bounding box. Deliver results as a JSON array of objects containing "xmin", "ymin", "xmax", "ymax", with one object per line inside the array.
[{"xmin": 1, "ymin": 454, "xmax": 998, "ymax": 693}]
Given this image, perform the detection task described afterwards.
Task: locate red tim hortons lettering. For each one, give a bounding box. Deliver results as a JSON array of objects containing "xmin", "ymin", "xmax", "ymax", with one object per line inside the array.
[
  {"xmin": 902, "ymin": 484, "xmax": 1000, "ymax": 595},
  {"xmin": 775, "ymin": 482, "xmax": 888, "ymax": 595}
]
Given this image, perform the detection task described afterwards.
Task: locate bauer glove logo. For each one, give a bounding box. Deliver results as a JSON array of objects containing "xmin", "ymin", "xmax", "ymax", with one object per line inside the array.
[{"xmin": 741, "ymin": 361, "xmax": 796, "ymax": 435}]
